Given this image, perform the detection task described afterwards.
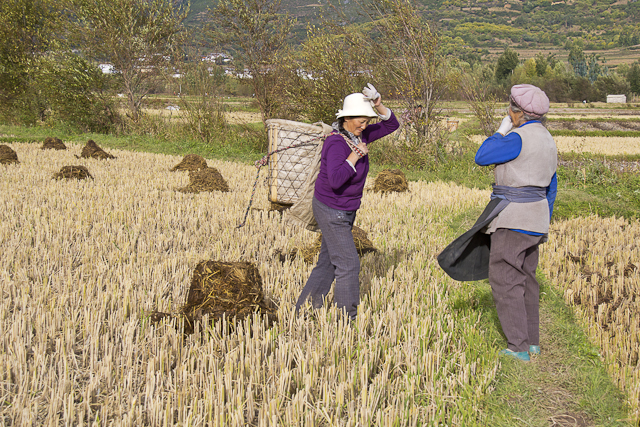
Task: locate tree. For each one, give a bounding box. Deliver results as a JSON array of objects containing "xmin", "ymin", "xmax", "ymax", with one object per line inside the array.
[
  {"xmin": 0, "ymin": 0, "xmax": 63, "ymax": 123},
  {"xmin": 73, "ymin": 0, "xmax": 189, "ymax": 121},
  {"xmin": 210, "ymin": 0, "xmax": 294, "ymax": 125},
  {"xmin": 178, "ymin": 60, "xmax": 228, "ymax": 144},
  {"xmin": 534, "ymin": 52, "xmax": 548, "ymax": 77},
  {"xmin": 460, "ymin": 74, "xmax": 499, "ymax": 137},
  {"xmin": 364, "ymin": 0, "xmax": 455, "ymax": 154},
  {"xmin": 593, "ymin": 74, "xmax": 630, "ymax": 101},
  {"xmin": 495, "ymin": 48, "xmax": 519, "ymax": 81},
  {"xmin": 567, "ymin": 42, "xmax": 587, "ymax": 77},
  {"xmin": 628, "ymin": 62, "xmax": 640, "ymax": 95},
  {"xmin": 289, "ymin": 24, "xmax": 370, "ymax": 124}
]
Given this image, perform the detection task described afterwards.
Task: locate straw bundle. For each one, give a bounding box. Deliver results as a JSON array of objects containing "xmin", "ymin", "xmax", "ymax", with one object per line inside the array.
[
  {"xmin": 373, "ymin": 169, "xmax": 409, "ymax": 193},
  {"xmin": 78, "ymin": 139, "xmax": 116, "ymax": 159},
  {"xmin": 171, "ymin": 154, "xmax": 208, "ymax": 172},
  {"xmin": 42, "ymin": 136, "xmax": 66, "ymax": 150},
  {"xmin": 180, "ymin": 260, "xmax": 276, "ymax": 333},
  {"xmin": 52, "ymin": 165, "xmax": 93, "ymax": 180},
  {"xmin": 177, "ymin": 166, "xmax": 229, "ymax": 193},
  {"xmin": 0, "ymin": 144, "xmax": 19, "ymax": 165}
]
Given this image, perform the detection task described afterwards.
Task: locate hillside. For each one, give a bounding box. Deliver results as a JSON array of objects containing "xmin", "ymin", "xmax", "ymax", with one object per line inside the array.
[{"xmin": 187, "ymin": 0, "xmax": 640, "ymax": 66}]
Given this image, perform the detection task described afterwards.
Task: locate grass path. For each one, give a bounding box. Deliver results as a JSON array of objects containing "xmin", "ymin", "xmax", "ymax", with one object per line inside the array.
[{"xmin": 476, "ymin": 279, "xmax": 631, "ymax": 426}]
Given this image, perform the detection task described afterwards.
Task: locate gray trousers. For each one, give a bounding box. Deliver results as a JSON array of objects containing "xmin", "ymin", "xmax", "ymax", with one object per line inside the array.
[
  {"xmin": 489, "ymin": 228, "xmax": 545, "ymax": 352},
  {"xmin": 295, "ymin": 197, "xmax": 360, "ymax": 320}
]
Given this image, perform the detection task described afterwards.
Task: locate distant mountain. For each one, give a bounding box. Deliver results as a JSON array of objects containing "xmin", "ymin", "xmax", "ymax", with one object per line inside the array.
[{"xmin": 187, "ymin": 0, "xmax": 640, "ymax": 53}]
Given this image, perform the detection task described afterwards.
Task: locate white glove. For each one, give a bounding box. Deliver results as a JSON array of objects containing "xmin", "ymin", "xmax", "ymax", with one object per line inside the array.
[
  {"xmin": 362, "ymin": 83, "xmax": 380, "ymax": 106},
  {"xmin": 497, "ymin": 116, "xmax": 513, "ymax": 135}
]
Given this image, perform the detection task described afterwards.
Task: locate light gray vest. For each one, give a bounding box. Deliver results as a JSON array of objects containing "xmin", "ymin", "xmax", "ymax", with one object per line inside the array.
[{"xmin": 487, "ymin": 122, "xmax": 557, "ymax": 234}]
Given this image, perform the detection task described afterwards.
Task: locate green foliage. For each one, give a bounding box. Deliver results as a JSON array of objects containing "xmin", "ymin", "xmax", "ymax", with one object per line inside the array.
[
  {"xmin": 41, "ymin": 54, "xmax": 121, "ymax": 133},
  {"xmin": 554, "ymin": 157, "xmax": 640, "ymax": 221},
  {"xmin": 628, "ymin": 62, "xmax": 640, "ymax": 95},
  {"xmin": 211, "ymin": 0, "xmax": 295, "ymax": 124},
  {"xmin": 460, "ymin": 74, "xmax": 500, "ymax": 137},
  {"xmin": 73, "ymin": 0, "xmax": 189, "ymax": 121},
  {"xmin": 177, "ymin": 61, "xmax": 229, "ymax": 144},
  {"xmin": 365, "ymin": 0, "xmax": 457, "ymax": 152},
  {"xmin": 0, "ymin": 0, "xmax": 63, "ymax": 124},
  {"xmin": 288, "ymin": 25, "xmax": 369, "ymax": 124},
  {"xmin": 495, "ymin": 48, "xmax": 519, "ymax": 81}
]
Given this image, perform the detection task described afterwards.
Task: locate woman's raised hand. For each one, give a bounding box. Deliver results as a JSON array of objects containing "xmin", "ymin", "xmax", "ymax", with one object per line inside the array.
[{"xmin": 362, "ymin": 83, "xmax": 380, "ymax": 106}]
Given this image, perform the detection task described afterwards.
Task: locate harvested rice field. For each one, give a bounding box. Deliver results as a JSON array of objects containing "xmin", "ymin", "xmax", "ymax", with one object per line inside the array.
[
  {"xmin": 470, "ymin": 134, "xmax": 640, "ymax": 155},
  {"xmin": 541, "ymin": 216, "xmax": 640, "ymax": 421},
  {"xmin": 1, "ymin": 142, "xmax": 501, "ymax": 425}
]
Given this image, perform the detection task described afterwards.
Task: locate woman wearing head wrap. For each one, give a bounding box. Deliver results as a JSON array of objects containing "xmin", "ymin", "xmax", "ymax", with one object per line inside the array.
[
  {"xmin": 438, "ymin": 84, "xmax": 557, "ymax": 362},
  {"xmin": 476, "ymin": 84, "xmax": 557, "ymax": 361},
  {"xmin": 295, "ymin": 84, "xmax": 399, "ymax": 321}
]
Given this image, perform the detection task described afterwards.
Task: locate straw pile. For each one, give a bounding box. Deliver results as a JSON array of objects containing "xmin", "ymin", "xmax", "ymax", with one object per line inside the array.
[
  {"xmin": 373, "ymin": 169, "xmax": 409, "ymax": 193},
  {"xmin": 78, "ymin": 139, "xmax": 116, "ymax": 159},
  {"xmin": 0, "ymin": 145, "xmax": 19, "ymax": 165},
  {"xmin": 53, "ymin": 165, "xmax": 93, "ymax": 180},
  {"xmin": 177, "ymin": 167, "xmax": 229, "ymax": 193},
  {"xmin": 288, "ymin": 225, "xmax": 377, "ymax": 263},
  {"xmin": 270, "ymin": 201, "xmax": 293, "ymax": 213},
  {"xmin": 42, "ymin": 137, "xmax": 66, "ymax": 150},
  {"xmin": 171, "ymin": 154, "xmax": 207, "ymax": 171},
  {"xmin": 179, "ymin": 260, "xmax": 276, "ymax": 333}
]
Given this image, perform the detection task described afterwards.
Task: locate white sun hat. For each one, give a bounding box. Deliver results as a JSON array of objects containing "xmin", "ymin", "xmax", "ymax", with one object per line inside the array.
[{"xmin": 336, "ymin": 93, "xmax": 378, "ymax": 118}]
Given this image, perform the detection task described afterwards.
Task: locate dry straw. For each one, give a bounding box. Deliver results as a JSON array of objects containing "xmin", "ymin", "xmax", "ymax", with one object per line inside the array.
[
  {"xmin": 177, "ymin": 166, "xmax": 230, "ymax": 193},
  {"xmin": 0, "ymin": 142, "xmax": 513, "ymax": 425},
  {"xmin": 41, "ymin": 136, "xmax": 67, "ymax": 150},
  {"xmin": 171, "ymin": 154, "xmax": 208, "ymax": 172},
  {"xmin": 53, "ymin": 165, "xmax": 93, "ymax": 180},
  {"xmin": 540, "ymin": 216, "xmax": 640, "ymax": 422},
  {"xmin": 373, "ymin": 169, "xmax": 409, "ymax": 193},
  {"xmin": 78, "ymin": 139, "xmax": 116, "ymax": 159},
  {"xmin": 470, "ymin": 134, "xmax": 640, "ymax": 155},
  {"xmin": 285, "ymin": 225, "xmax": 377, "ymax": 264}
]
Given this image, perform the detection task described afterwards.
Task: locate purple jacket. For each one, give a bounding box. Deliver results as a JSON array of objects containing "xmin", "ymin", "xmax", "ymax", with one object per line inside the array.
[{"xmin": 314, "ymin": 112, "xmax": 399, "ymax": 211}]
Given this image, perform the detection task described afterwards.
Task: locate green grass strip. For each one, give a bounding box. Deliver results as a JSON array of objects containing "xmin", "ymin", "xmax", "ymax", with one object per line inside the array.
[{"xmin": 444, "ymin": 208, "xmax": 632, "ymax": 426}]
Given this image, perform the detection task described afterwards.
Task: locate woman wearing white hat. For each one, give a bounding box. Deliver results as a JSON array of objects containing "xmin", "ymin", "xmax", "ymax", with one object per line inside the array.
[{"xmin": 295, "ymin": 84, "xmax": 399, "ymax": 321}]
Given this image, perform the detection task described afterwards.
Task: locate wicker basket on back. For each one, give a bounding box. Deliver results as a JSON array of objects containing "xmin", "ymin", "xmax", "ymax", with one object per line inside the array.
[{"xmin": 265, "ymin": 119, "xmax": 332, "ymax": 206}]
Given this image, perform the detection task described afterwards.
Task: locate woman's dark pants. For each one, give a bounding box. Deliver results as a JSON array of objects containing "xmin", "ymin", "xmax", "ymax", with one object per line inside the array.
[
  {"xmin": 295, "ymin": 197, "xmax": 360, "ymax": 320},
  {"xmin": 489, "ymin": 228, "xmax": 545, "ymax": 353}
]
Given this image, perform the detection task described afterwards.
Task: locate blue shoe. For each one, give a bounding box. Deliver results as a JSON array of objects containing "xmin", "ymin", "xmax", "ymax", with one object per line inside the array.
[
  {"xmin": 499, "ymin": 348, "xmax": 530, "ymax": 361},
  {"xmin": 529, "ymin": 345, "xmax": 540, "ymax": 355}
]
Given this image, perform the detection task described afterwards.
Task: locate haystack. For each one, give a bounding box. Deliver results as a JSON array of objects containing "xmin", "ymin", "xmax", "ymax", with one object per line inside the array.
[
  {"xmin": 42, "ymin": 137, "xmax": 66, "ymax": 150},
  {"xmin": 171, "ymin": 154, "xmax": 207, "ymax": 172},
  {"xmin": 288, "ymin": 225, "xmax": 377, "ymax": 263},
  {"xmin": 78, "ymin": 139, "xmax": 116, "ymax": 159},
  {"xmin": 180, "ymin": 260, "xmax": 277, "ymax": 333},
  {"xmin": 177, "ymin": 167, "xmax": 229, "ymax": 193},
  {"xmin": 373, "ymin": 169, "xmax": 409, "ymax": 193},
  {"xmin": 270, "ymin": 201, "xmax": 293, "ymax": 213},
  {"xmin": 0, "ymin": 145, "xmax": 19, "ymax": 165},
  {"xmin": 53, "ymin": 165, "xmax": 93, "ymax": 180}
]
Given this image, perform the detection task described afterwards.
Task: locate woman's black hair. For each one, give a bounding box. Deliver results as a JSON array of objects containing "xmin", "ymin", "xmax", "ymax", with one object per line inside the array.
[{"xmin": 337, "ymin": 117, "xmax": 350, "ymax": 136}]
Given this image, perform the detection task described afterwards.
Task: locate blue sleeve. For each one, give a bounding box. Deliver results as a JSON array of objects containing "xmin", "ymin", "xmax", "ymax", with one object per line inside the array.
[
  {"xmin": 546, "ymin": 172, "xmax": 558, "ymax": 219},
  {"xmin": 475, "ymin": 132, "xmax": 523, "ymax": 166}
]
